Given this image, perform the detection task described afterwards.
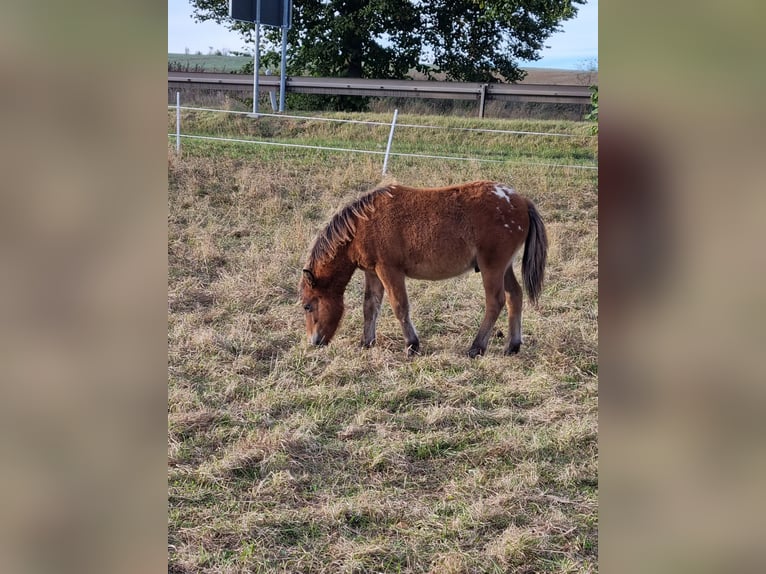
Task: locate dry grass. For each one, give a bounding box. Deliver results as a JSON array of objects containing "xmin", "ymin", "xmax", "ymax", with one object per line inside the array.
[{"xmin": 168, "ymin": 112, "xmax": 597, "ymax": 573}]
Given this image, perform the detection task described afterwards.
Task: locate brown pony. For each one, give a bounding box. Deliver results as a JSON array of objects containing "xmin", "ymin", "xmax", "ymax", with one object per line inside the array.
[{"xmin": 299, "ymin": 181, "xmax": 548, "ymax": 357}]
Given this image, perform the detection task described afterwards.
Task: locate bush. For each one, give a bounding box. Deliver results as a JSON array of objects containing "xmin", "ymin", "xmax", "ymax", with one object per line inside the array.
[{"xmin": 585, "ymin": 85, "xmax": 598, "ymax": 134}]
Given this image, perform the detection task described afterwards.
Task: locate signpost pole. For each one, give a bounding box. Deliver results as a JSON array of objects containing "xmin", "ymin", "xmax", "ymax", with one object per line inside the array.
[
  {"xmin": 252, "ymin": 0, "xmax": 262, "ymax": 116},
  {"xmin": 278, "ymin": 0, "xmax": 289, "ymax": 112}
]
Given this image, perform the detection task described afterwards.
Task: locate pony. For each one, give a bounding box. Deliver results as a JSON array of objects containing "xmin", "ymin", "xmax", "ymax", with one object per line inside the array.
[{"xmin": 298, "ymin": 181, "xmax": 548, "ymax": 357}]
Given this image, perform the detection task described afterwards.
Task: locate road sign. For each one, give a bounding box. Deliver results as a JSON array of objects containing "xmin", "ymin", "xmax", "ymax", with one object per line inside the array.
[
  {"xmin": 229, "ymin": 0, "xmax": 293, "ymax": 113},
  {"xmin": 229, "ymin": 0, "xmax": 292, "ymax": 28}
]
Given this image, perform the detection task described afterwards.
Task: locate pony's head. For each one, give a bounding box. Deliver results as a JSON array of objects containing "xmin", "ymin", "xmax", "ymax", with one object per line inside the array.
[{"xmin": 299, "ymin": 268, "xmax": 344, "ymax": 346}]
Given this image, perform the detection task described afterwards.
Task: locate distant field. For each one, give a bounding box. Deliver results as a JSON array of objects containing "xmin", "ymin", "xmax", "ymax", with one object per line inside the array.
[
  {"xmin": 168, "ymin": 53, "xmax": 597, "ymax": 85},
  {"xmin": 168, "ymin": 111, "xmax": 598, "ymax": 572},
  {"xmin": 169, "ymin": 53, "xmax": 250, "ymax": 73},
  {"xmin": 407, "ymin": 67, "xmax": 598, "ymax": 86},
  {"xmin": 521, "ymin": 67, "xmax": 598, "ymax": 86}
]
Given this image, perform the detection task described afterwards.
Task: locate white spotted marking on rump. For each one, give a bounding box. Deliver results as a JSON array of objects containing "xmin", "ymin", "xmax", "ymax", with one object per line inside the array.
[{"xmin": 491, "ymin": 183, "xmax": 515, "ymax": 203}]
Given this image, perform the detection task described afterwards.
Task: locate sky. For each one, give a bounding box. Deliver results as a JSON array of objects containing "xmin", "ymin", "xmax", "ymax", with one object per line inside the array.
[{"xmin": 168, "ymin": 0, "xmax": 597, "ymax": 70}]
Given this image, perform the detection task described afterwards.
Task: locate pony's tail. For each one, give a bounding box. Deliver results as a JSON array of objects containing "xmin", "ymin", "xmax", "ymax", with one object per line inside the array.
[{"xmin": 522, "ymin": 199, "xmax": 548, "ymax": 306}]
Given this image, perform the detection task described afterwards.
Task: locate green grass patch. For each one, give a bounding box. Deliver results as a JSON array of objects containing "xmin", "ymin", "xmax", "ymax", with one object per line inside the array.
[{"xmin": 169, "ymin": 53, "xmax": 250, "ymax": 73}]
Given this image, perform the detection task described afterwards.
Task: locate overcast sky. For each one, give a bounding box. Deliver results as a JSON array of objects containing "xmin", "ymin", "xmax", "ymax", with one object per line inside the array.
[{"xmin": 168, "ymin": 0, "xmax": 597, "ymax": 70}]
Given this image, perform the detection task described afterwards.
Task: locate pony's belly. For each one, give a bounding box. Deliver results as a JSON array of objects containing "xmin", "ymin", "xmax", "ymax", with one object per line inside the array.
[
  {"xmin": 404, "ymin": 256, "xmax": 475, "ymax": 280},
  {"xmin": 399, "ymin": 238, "xmax": 476, "ymax": 280}
]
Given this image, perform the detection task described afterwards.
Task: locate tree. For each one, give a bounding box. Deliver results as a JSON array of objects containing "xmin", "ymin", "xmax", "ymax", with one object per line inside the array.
[
  {"xmin": 190, "ymin": 0, "xmax": 584, "ymax": 82},
  {"xmin": 420, "ymin": 0, "xmax": 583, "ymax": 82}
]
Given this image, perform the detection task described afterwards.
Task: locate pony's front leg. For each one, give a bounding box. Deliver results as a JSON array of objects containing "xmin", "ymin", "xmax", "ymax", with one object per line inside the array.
[
  {"xmin": 376, "ymin": 267, "xmax": 420, "ymax": 356},
  {"xmin": 469, "ymin": 267, "xmax": 506, "ymax": 358},
  {"xmin": 361, "ymin": 270, "xmax": 384, "ymax": 348}
]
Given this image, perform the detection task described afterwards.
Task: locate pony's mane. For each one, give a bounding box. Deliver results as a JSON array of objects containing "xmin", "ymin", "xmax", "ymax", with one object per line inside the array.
[{"xmin": 307, "ymin": 186, "xmax": 394, "ymax": 269}]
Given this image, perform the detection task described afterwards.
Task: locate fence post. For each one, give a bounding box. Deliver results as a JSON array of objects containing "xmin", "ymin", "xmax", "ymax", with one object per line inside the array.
[
  {"xmin": 382, "ymin": 108, "xmax": 398, "ymax": 176},
  {"xmin": 478, "ymin": 84, "xmax": 487, "ymax": 118},
  {"xmin": 266, "ymin": 70, "xmax": 278, "ymax": 111},
  {"xmin": 176, "ymin": 91, "xmax": 181, "ymax": 156}
]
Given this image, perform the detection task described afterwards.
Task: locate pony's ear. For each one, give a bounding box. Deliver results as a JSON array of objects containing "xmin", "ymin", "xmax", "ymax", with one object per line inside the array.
[{"xmin": 303, "ymin": 269, "xmax": 317, "ymax": 287}]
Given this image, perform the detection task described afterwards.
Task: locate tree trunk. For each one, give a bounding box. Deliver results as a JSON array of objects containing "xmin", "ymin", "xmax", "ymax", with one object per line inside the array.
[{"xmin": 341, "ymin": 0, "xmax": 364, "ymax": 78}]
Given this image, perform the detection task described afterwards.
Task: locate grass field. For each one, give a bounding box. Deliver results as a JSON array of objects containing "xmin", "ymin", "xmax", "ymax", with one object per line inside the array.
[
  {"xmin": 168, "ymin": 111, "xmax": 598, "ymax": 572},
  {"xmin": 169, "ymin": 53, "xmax": 251, "ymax": 73}
]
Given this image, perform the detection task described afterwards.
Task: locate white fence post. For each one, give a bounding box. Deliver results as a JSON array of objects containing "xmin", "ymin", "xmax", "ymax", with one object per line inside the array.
[
  {"xmin": 382, "ymin": 108, "xmax": 398, "ymax": 176},
  {"xmin": 266, "ymin": 70, "xmax": 278, "ymax": 111},
  {"xmin": 176, "ymin": 91, "xmax": 181, "ymax": 156}
]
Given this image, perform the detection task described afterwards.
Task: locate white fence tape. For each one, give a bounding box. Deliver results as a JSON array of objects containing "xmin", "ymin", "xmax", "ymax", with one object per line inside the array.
[
  {"xmin": 168, "ymin": 105, "xmax": 596, "ymax": 139},
  {"xmin": 167, "ymin": 104, "xmax": 598, "ymax": 170},
  {"xmin": 170, "ymin": 133, "xmax": 597, "ymax": 170}
]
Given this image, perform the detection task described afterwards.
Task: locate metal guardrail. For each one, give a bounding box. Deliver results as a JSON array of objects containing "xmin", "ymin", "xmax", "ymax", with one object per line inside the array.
[{"xmin": 168, "ymin": 72, "xmax": 592, "ymax": 116}]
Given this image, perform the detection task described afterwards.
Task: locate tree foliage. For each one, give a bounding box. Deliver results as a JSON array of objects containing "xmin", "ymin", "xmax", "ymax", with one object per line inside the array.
[
  {"xmin": 190, "ymin": 0, "xmax": 584, "ymax": 82},
  {"xmin": 586, "ymin": 84, "xmax": 598, "ymax": 134}
]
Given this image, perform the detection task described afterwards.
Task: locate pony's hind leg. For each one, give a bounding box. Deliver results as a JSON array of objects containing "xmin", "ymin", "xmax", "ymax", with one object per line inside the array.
[
  {"xmin": 362, "ymin": 270, "xmax": 385, "ymax": 348},
  {"xmin": 375, "ymin": 266, "xmax": 420, "ymax": 356},
  {"xmin": 469, "ymin": 266, "xmax": 506, "ymax": 358},
  {"xmin": 503, "ymin": 265, "xmax": 523, "ymax": 355}
]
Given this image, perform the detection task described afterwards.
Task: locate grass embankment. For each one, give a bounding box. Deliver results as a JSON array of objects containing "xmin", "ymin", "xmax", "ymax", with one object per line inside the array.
[
  {"xmin": 168, "ymin": 111, "xmax": 598, "ymax": 573},
  {"xmin": 169, "ymin": 107, "xmax": 597, "ymax": 168}
]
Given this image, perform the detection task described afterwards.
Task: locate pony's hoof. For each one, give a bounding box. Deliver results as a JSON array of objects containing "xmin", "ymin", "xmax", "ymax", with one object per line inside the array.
[
  {"xmin": 468, "ymin": 347, "xmax": 485, "ymax": 358},
  {"xmin": 361, "ymin": 339, "xmax": 376, "ymax": 349},
  {"xmin": 504, "ymin": 343, "xmax": 521, "ymax": 355},
  {"xmin": 406, "ymin": 342, "xmax": 420, "ymax": 357}
]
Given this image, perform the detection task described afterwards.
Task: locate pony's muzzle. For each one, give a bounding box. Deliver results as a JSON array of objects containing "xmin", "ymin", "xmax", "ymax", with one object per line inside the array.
[{"xmin": 309, "ymin": 332, "xmax": 327, "ymax": 346}]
